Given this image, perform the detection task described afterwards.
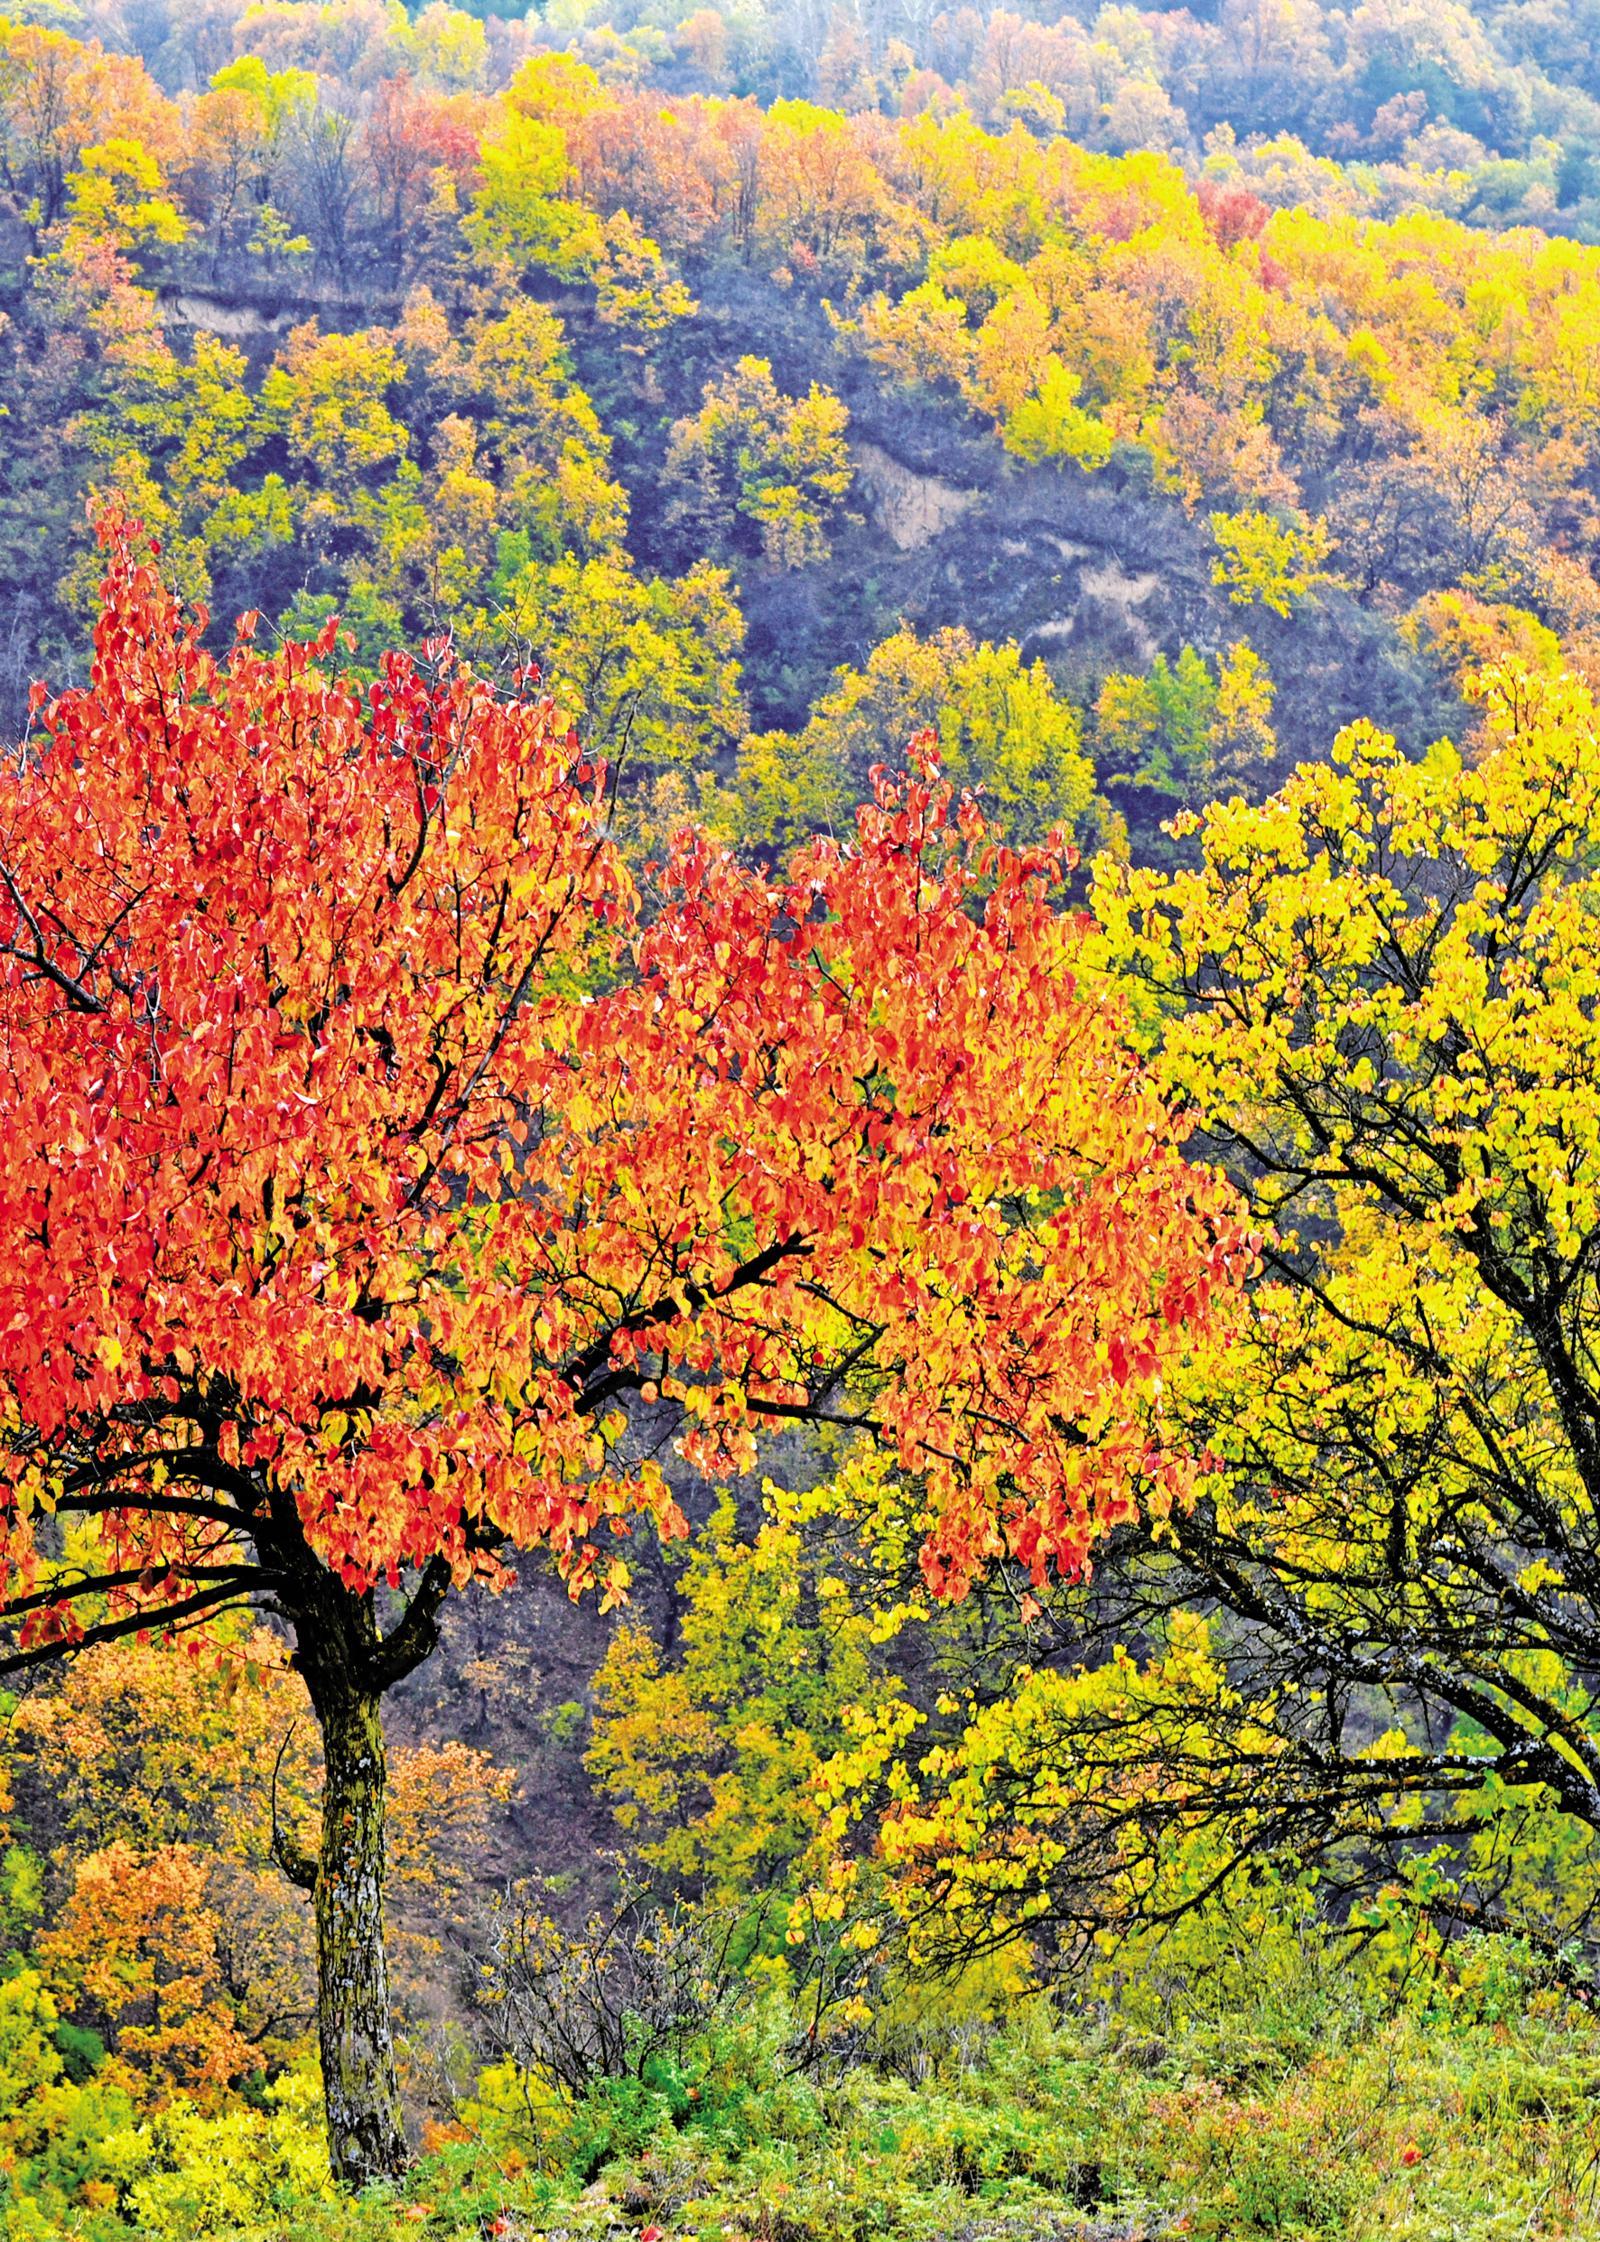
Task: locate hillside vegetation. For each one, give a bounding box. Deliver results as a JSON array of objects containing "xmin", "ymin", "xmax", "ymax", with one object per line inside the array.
[
  {"xmin": 10, "ymin": 0, "xmax": 1600, "ymax": 848},
  {"xmin": 4, "ymin": 4, "xmax": 1600, "ymax": 2239}
]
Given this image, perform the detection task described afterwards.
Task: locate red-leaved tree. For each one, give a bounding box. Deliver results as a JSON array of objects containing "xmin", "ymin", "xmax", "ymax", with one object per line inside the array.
[{"xmin": 0, "ymin": 525, "xmax": 1248, "ymax": 2182}]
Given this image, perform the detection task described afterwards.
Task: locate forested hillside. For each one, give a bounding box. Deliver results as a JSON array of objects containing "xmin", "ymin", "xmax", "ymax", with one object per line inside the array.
[
  {"xmin": 5, "ymin": 3, "xmax": 1600, "ymax": 2239},
  {"xmin": 13, "ymin": 0, "xmax": 1600, "ymax": 856}
]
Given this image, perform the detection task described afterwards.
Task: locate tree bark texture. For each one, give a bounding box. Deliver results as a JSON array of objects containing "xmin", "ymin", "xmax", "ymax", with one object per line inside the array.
[{"xmin": 309, "ymin": 1666, "xmax": 408, "ymax": 2187}]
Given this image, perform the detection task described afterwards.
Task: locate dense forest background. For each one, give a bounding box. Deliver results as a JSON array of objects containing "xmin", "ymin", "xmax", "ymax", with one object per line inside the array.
[
  {"xmin": 21, "ymin": 0, "xmax": 1600, "ymax": 854},
  {"xmin": 8, "ymin": 0, "xmax": 1600, "ymax": 2235}
]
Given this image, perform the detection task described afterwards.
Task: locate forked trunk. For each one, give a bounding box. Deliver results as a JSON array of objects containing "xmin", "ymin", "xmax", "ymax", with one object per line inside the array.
[{"xmin": 312, "ymin": 1675, "xmax": 408, "ymax": 2186}]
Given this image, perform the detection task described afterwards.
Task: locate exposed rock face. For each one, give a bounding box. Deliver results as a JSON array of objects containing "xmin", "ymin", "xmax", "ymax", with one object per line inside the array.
[
  {"xmin": 851, "ymin": 439, "xmax": 981, "ymax": 551},
  {"xmin": 167, "ymin": 292, "xmax": 294, "ymax": 338},
  {"xmin": 1028, "ymin": 556, "xmax": 1163, "ymax": 667}
]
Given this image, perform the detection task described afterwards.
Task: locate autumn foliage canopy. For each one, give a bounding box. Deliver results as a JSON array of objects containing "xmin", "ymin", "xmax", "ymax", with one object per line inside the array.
[
  {"xmin": 0, "ymin": 522, "xmax": 1253, "ymax": 2178},
  {"xmin": 0, "ymin": 522, "xmax": 1245, "ymax": 1661}
]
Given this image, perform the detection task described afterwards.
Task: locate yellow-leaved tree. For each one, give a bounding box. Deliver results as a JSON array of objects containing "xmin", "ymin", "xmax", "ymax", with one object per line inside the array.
[
  {"xmin": 664, "ymin": 356, "xmax": 855, "ymax": 571},
  {"xmin": 856, "ymin": 657, "xmax": 1600, "ymax": 1978},
  {"xmin": 736, "ymin": 625, "xmax": 1097, "ymax": 857}
]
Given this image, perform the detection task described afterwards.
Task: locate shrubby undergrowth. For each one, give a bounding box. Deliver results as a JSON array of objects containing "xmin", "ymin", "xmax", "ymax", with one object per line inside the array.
[{"xmin": 5, "ymin": 1906, "xmax": 1598, "ymax": 2240}]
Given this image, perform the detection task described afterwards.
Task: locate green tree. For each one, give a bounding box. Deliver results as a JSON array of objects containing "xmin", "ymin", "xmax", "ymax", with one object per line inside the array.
[
  {"xmin": 465, "ymin": 100, "xmax": 603, "ymax": 280},
  {"xmin": 1091, "ymin": 643, "xmax": 1279, "ymax": 851},
  {"xmin": 483, "ymin": 546, "xmax": 746, "ymax": 802},
  {"xmin": 587, "ymin": 1491, "xmax": 901, "ymax": 1903},
  {"xmin": 737, "ymin": 626, "xmax": 1096, "ymax": 857},
  {"xmin": 63, "ymin": 138, "xmax": 186, "ymax": 257},
  {"xmin": 1004, "ymin": 359, "xmax": 1114, "ymax": 470},
  {"xmin": 665, "ymin": 356, "xmax": 855, "ymax": 571},
  {"xmin": 1209, "ymin": 507, "xmax": 1334, "ymax": 617}
]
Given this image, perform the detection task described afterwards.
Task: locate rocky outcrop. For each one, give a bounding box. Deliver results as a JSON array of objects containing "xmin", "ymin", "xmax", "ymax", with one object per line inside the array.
[{"xmin": 851, "ymin": 438, "xmax": 981, "ymax": 551}]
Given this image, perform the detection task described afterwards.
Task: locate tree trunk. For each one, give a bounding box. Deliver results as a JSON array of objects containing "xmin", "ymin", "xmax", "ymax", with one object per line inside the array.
[
  {"xmin": 277, "ymin": 1543, "xmax": 451, "ymax": 2188},
  {"xmin": 311, "ymin": 1672, "xmax": 409, "ymax": 2187}
]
